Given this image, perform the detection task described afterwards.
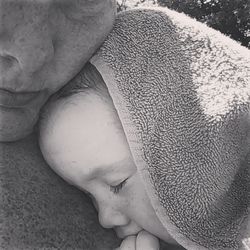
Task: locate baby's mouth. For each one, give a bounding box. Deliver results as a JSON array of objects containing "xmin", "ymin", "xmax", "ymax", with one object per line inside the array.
[{"xmin": 114, "ymin": 226, "xmax": 143, "ymax": 239}]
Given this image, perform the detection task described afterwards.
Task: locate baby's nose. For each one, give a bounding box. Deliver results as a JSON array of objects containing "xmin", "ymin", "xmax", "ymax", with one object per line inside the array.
[{"xmin": 98, "ymin": 205, "xmax": 129, "ymax": 229}]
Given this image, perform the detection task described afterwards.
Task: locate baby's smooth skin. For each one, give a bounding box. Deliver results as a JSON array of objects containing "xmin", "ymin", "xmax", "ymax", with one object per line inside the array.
[{"xmin": 39, "ymin": 91, "xmax": 178, "ymax": 250}]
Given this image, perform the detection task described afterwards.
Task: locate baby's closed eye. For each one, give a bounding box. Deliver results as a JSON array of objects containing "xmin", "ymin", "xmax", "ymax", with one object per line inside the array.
[{"xmin": 110, "ymin": 178, "xmax": 129, "ymax": 194}]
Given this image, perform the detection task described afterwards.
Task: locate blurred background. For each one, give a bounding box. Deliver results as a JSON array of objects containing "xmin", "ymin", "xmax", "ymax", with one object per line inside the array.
[{"xmin": 117, "ymin": 0, "xmax": 250, "ymax": 48}]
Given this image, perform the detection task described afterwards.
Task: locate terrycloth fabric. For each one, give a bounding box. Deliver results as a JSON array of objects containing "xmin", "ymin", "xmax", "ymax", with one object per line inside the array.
[
  {"xmin": 90, "ymin": 7, "xmax": 250, "ymax": 250},
  {"xmin": 0, "ymin": 134, "xmax": 119, "ymax": 249}
]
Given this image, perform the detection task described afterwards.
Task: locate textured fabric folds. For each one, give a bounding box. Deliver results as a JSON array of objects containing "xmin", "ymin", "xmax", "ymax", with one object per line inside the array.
[{"xmin": 90, "ymin": 7, "xmax": 250, "ymax": 250}]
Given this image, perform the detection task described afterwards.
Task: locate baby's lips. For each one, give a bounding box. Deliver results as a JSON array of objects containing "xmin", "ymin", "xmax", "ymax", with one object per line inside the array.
[{"xmin": 115, "ymin": 225, "xmax": 143, "ymax": 239}]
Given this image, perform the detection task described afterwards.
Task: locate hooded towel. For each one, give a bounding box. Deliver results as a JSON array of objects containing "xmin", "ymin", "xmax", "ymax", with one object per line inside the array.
[{"xmin": 90, "ymin": 7, "xmax": 250, "ymax": 250}]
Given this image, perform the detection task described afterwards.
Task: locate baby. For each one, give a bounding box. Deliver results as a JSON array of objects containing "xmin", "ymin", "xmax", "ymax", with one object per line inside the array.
[
  {"xmin": 39, "ymin": 5, "xmax": 250, "ymax": 248},
  {"xmin": 39, "ymin": 63, "xmax": 179, "ymax": 250}
]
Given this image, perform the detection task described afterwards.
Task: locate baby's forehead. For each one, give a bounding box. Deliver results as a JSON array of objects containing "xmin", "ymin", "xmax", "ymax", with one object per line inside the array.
[
  {"xmin": 41, "ymin": 90, "xmax": 123, "ymax": 140},
  {"xmin": 39, "ymin": 90, "xmax": 131, "ymax": 176},
  {"xmin": 43, "ymin": 91, "xmax": 101, "ymax": 125}
]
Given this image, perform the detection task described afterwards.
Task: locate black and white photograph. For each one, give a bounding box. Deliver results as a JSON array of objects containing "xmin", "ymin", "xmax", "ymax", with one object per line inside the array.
[{"xmin": 0, "ymin": 0, "xmax": 249, "ymax": 249}]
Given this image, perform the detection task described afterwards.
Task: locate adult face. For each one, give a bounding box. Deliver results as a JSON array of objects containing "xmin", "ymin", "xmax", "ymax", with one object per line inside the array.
[
  {"xmin": 0, "ymin": 0, "xmax": 116, "ymax": 141},
  {"xmin": 39, "ymin": 92, "xmax": 178, "ymax": 246}
]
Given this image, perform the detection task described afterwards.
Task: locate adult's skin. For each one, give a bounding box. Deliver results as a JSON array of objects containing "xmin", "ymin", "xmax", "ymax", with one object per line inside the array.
[
  {"xmin": 0, "ymin": 1, "xmax": 120, "ymax": 249},
  {"xmin": 0, "ymin": 0, "xmax": 116, "ymax": 142}
]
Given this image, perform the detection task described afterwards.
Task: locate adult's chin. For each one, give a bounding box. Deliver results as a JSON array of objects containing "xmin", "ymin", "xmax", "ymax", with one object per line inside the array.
[{"xmin": 0, "ymin": 105, "xmax": 40, "ymax": 142}]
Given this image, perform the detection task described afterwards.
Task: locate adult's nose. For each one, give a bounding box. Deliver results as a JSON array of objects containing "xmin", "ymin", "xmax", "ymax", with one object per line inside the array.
[
  {"xmin": 0, "ymin": 1, "xmax": 54, "ymax": 89},
  {"xmin": 98, "ymin": 204, "xmax": 129, "ymax": 229}
]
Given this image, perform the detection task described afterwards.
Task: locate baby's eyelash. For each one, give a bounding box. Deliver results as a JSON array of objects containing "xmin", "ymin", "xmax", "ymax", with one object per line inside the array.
[{"xmin": 110, "ymin": 178, "xmax": 128, "ymax": 194}]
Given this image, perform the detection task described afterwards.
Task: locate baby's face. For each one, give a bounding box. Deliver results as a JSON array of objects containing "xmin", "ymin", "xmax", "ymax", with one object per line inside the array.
[{"xmin": 40, "ymin": 92, "xmax": 176, "ymax": 244}]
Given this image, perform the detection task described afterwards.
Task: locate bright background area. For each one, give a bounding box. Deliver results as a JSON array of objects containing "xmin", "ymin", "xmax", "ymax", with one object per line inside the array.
[{"xmin": 117, "ymin": 0, "xmax": 250, "ymax": 48}]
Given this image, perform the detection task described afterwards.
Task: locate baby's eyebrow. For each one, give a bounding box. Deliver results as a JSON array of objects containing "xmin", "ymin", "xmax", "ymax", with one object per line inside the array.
[
  {"xmin": 85, "ymin": 158, "xmax": 129, "ymax": 181},
  {"xmin": 85, "ymin": 167, "xmax": 104, "ymax": 181}
]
